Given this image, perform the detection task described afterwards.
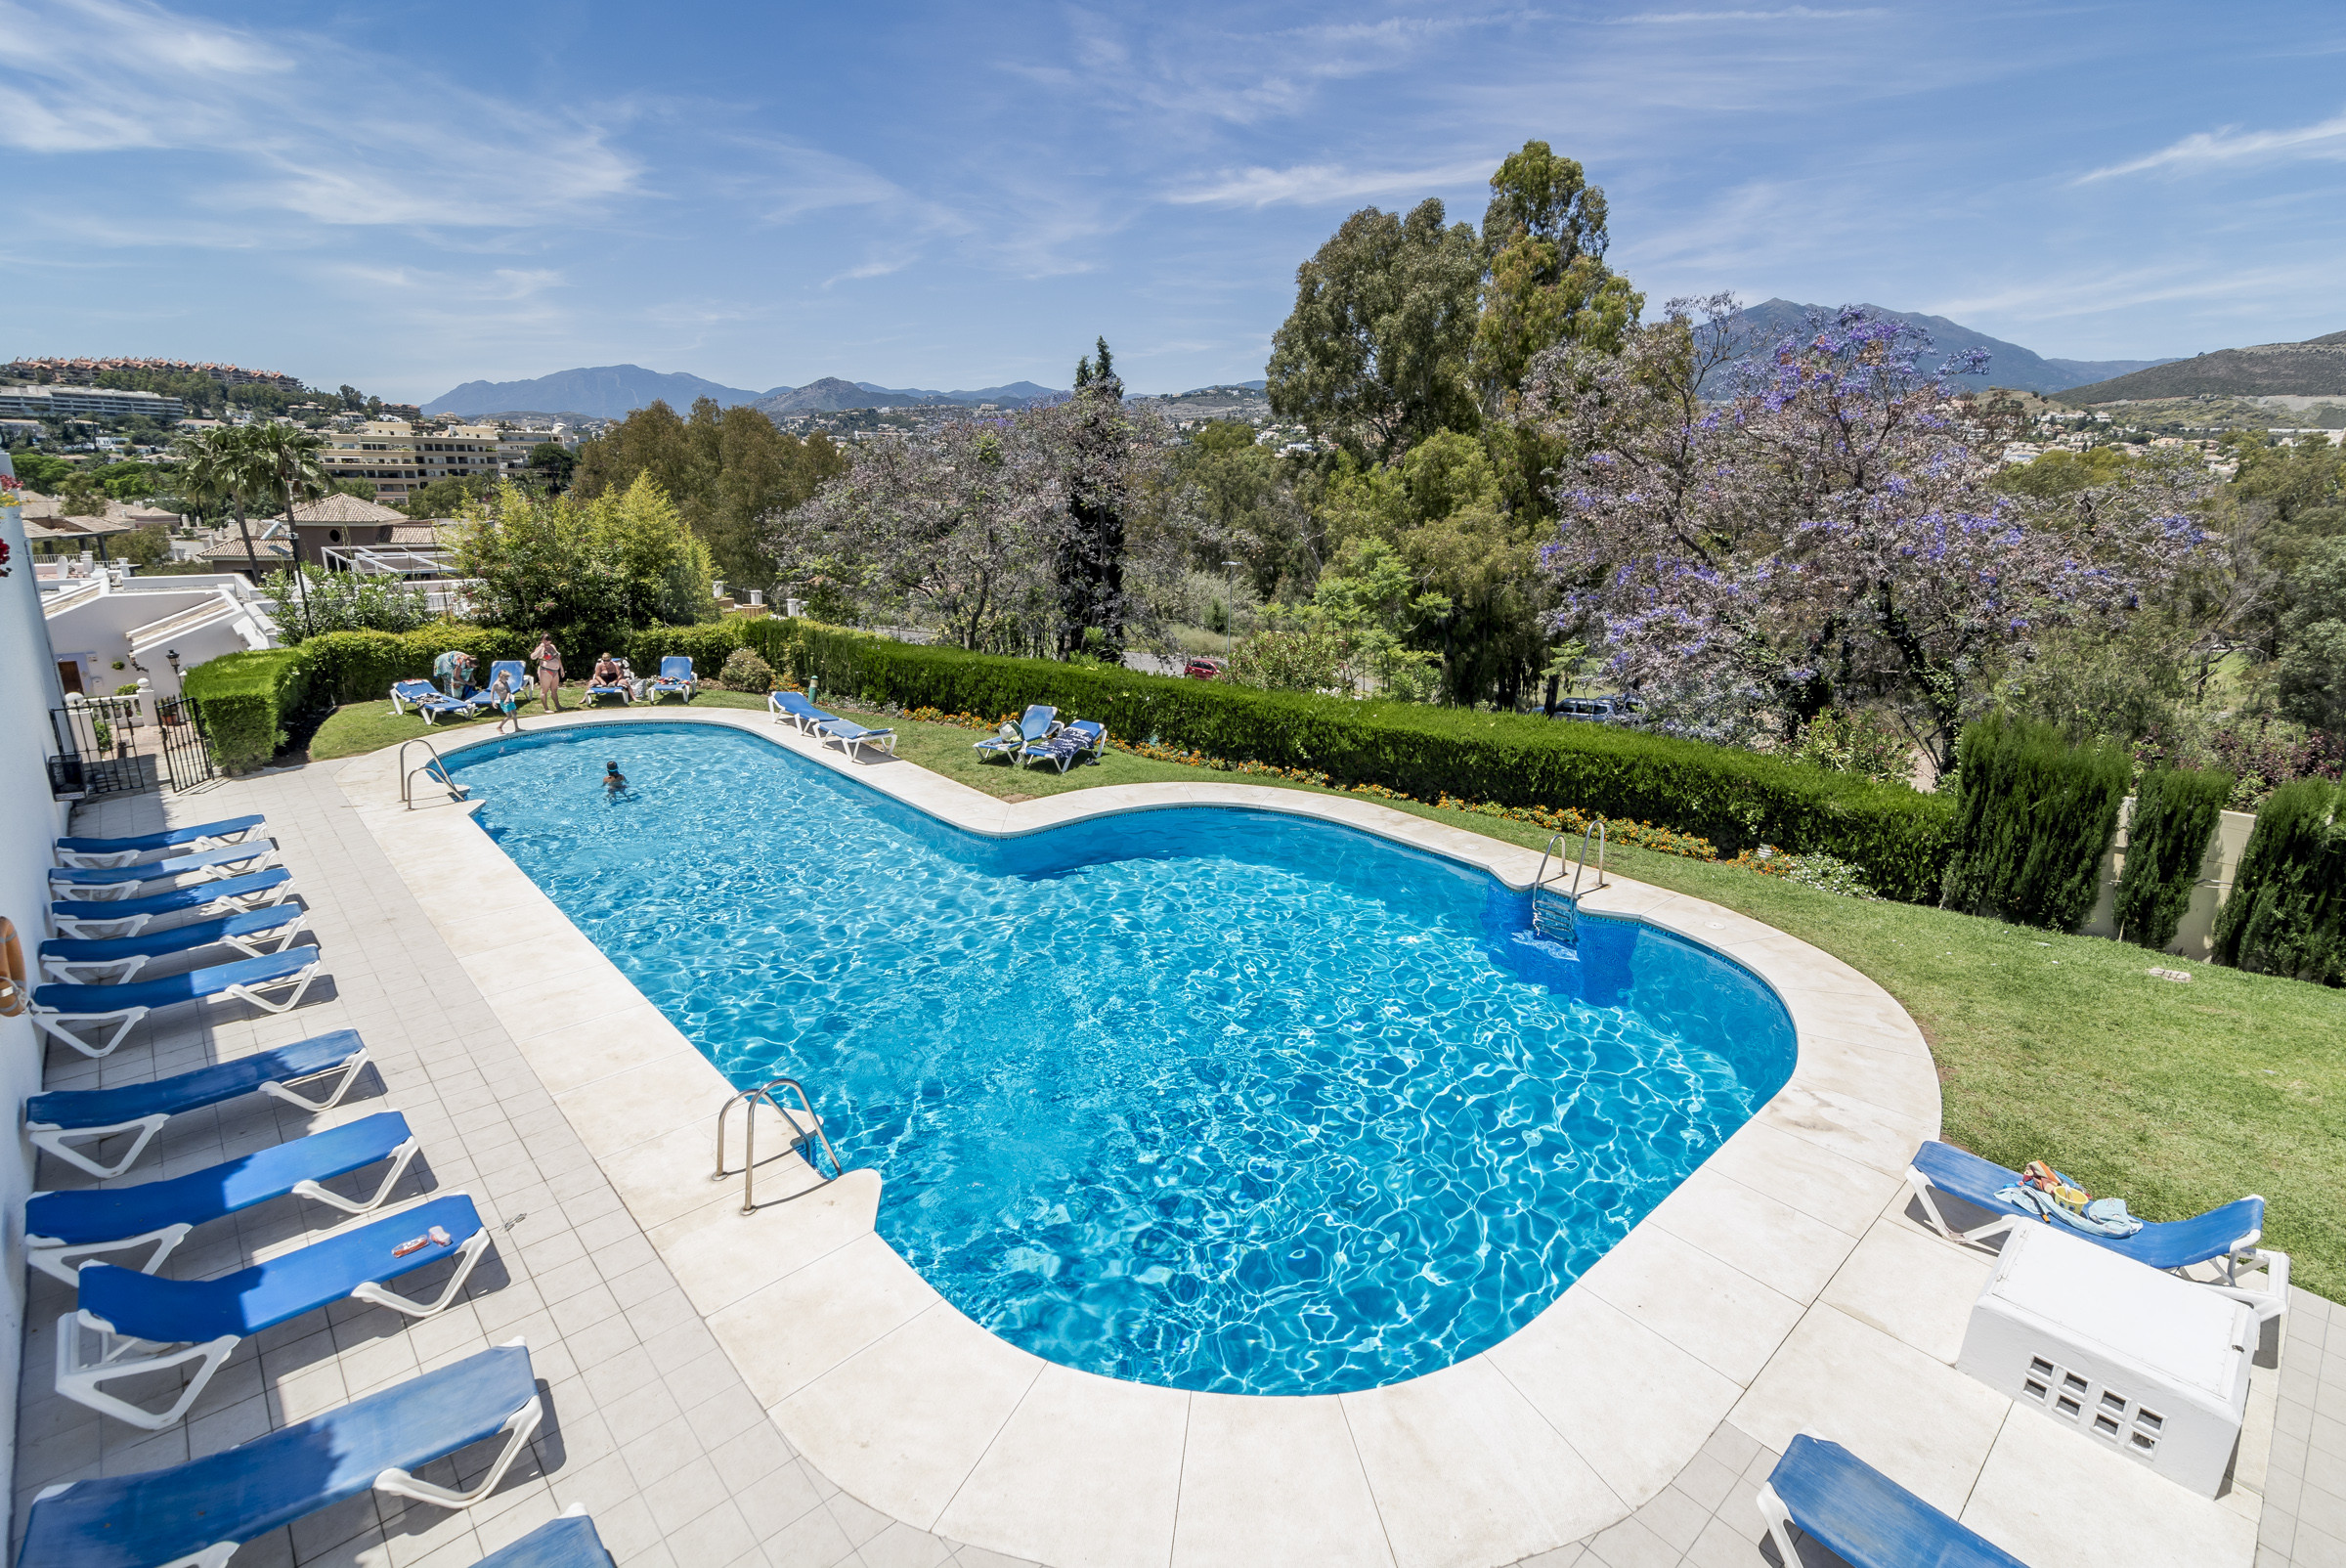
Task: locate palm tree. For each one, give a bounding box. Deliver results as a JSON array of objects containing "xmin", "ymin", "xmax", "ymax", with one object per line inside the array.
[
  {"xmin": 173, "ymin": 426, "xmax": 261, "ymax": 580},
  {"xmin": 240, "ymin": 422, "xmax": 334, "ymax": 630}
]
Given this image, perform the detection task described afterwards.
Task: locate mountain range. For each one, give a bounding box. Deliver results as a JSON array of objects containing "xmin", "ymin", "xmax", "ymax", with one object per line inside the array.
[
  {"xmin": 2053, "ymin": 329, "xmax": 2346, "ymax": 404},
  {"xmin": 1716, "ymin": 300, "xmax": 2176, "ymax": 395},
  {"xmin": 422, "ymin": 365, "xmax": 1064, "ymax": 419}
]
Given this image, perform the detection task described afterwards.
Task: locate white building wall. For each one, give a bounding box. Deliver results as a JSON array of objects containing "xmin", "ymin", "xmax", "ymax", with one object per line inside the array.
[{"xmin": 0, "ymin": 460, "xmax": 75, "ymax": 1549}]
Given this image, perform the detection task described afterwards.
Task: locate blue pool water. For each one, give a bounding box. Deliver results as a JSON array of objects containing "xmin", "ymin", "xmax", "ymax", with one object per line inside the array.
[{"xmin": 450, "ymin": 722, "xmax": 1795, "ymax": 1395}]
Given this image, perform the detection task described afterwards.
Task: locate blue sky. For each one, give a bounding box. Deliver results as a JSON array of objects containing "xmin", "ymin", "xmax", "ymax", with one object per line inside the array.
[{"xmin": 6, "ymin": 1, "xmax": 2345, "ymax": 401}]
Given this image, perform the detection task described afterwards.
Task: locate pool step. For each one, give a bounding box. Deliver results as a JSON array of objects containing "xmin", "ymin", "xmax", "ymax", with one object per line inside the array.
[{"xmin": 1531, "ymin": 886, "xmax": 1578, "ymax": 944}]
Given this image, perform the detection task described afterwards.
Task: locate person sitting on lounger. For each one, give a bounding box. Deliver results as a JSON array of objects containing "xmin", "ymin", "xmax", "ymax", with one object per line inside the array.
[{"xmin": 593, "ymin": 653, "xmax": 624, "ymax": 686}]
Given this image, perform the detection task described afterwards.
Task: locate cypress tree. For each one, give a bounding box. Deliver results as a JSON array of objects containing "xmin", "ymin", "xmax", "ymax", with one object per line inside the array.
[
  {"xmin": 2214, "ymin": 779, "xmax": 2346, "ymax": 985},
  {"xmin": 1056, "ymin": 336, "xmax": 1129, "ymax": 662},
  {"xmin": 1941, "ymin": 716, "xmax": 2131, "ymax": 932},
  {"xmin": 2113, "ymin": 765, "xmax": 2234, "ymax": 951}
]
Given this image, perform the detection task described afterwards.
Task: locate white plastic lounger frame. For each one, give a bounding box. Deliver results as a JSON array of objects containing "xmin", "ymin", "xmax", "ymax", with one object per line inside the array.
[
  {"xmin": 53, "ymin": 822, "xmax": 265, "ymax": 870},
  {"xmin": 25, "ymin": 1047, "xmax": 373, "ymax": 1181},
  {"xmin": 31, "ymin": 954, "xmax": 324, "ymax": 1061},
  {"xmin": 40, "ymin": 911, "xmax": 309, "ymax": 986},
  {"xmin": 55, "ymin": 1224, "xmax": 493, "ymax": 1430},
  {"xmin": 49, "ymin": 874, "xmax": 299, "ymax": 942},
  {"xmin": 24, "ymin": 1133, "xmax": 424, "ymax": 1285},
  {"xmin": 48, "ymin": 846, "xmax": 280, "ymax": 903},
  {"xmin": 25, "ymin": 1338, "xmax": 543, "ymax": 1568},
  {"xmin": 819, "ymin": 720, "xmax": 898, "ymax": 761}
]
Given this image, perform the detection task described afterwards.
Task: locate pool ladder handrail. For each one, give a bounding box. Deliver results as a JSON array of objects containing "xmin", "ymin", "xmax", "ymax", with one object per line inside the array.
[
  {"xmin": 715, "ymin": 1074, "xmax": 845, "ymax": 1214},
  {"xmin": 398, "ymin": 738, "xmax": 469, "ymax": 810},
  {"xmin": 1530, "ymin": 819, "xmax": 1607, "ymax": 936}
]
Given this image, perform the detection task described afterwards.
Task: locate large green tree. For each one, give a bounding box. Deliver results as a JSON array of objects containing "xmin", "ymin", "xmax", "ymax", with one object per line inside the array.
[
  {"xmin": 573, "ymin": 398, "xmax": 846, "ymax": 591},
  {"xmin": 1266, "ymin": 198, "xmax": 1484, "ymax": 465},
  {"xmin": 1472, "ymin": 141, "xmax": 1642, "ymax": 412}
]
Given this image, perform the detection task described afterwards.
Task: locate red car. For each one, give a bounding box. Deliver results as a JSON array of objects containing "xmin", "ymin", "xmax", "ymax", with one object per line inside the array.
[{"xmin": 1184, "ymin": 657, "xmax": 1223, "ymax": 680}]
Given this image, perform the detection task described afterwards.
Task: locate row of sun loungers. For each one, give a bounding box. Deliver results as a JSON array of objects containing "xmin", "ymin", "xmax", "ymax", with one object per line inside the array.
[
  {"xmin": 768, "ymin": 688, "xmax": 899, "ymax": 759},
  {"xmin": 24, "ymin": 812, "xmax": 616, "ymax": 1568},
  {"xmin": 393, "ymin": 656, "xmax": 703, "ymax": 723},
  {"xmin": 974, "ymin": 704, "xmax": 1108, "ymax": 772}
]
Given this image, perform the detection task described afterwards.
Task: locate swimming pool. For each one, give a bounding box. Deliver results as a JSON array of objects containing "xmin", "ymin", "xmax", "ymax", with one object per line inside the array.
[{"xmin": 449, "ymin": 722, "xmax": 1796, "ymax": 1396}]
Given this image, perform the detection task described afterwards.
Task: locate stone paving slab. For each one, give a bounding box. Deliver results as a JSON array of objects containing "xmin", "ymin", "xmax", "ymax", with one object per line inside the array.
[{"xmin": 14, "ymin": 725, "xmax": 2328, "ymax": 1568}]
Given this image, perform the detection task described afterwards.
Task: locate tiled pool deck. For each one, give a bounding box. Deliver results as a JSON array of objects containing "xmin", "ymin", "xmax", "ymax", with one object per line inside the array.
[{"xmin": 13, "ymin": 707, "xmax": 2330, "ymax": 1568}]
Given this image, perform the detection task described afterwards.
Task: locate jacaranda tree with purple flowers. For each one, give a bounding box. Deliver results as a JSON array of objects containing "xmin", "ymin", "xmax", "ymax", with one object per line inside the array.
[{"xmin": 1525, "ymin": 299, "xmax": 2212, "ymax": 776}]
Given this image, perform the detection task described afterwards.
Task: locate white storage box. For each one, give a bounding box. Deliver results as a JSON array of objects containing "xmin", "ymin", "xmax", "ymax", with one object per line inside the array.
[{"xmin": 1958, "ymin": 1222, "xmax": 2254, "ymax": 1497}]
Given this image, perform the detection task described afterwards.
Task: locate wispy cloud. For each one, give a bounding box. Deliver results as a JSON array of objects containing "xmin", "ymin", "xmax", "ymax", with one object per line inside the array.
[
  {"xmin": 1167, "ymin": 159, "xmax": 1494, "ymax": 208},
  {"xmin": 0, "ymin": 0, "xmax": 636, "ymax": 227},
  {"xmin": 2077, "ymin": 108, "xmax": 2346, "ymax": 182},
  {"xmin": 1605, "ymin": 7, "xmax": 1886, "ymax": 22}
]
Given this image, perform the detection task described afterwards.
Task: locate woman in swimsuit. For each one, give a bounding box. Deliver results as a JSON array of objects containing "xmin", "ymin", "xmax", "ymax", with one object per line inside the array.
[{"xmin": 531, "ymin": 635, "xmax": 563, "ymax": 714}]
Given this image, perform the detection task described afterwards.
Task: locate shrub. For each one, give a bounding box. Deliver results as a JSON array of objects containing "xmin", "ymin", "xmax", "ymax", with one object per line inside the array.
[
  {"xmin": 793, "ymin": 630, "xmax": 1957, "ymax": 899},
  {"xmin": 2113, "ymin": 764, "xmax": 2233, "ymax": 950},
  {"xmin": 184, "ymin": 647, "xmax": 309, "ymax": 771},
  {"xmin": 2214, "ymin": 779, "xmax": 2345, "ymax": 985},
  {"xmin": 625, "ymin": 622, "xmax": 743, "ymax": 682},
  {"xmin": 1939, "ymin": 716, "xmax": 2131, "ymax": 931},
  {"xmin": 717, "ymin": 648, "xmax": 775, "ymax": 693}
]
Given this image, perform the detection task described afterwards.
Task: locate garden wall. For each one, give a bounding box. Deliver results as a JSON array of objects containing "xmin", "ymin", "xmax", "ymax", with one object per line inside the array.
[{"xmin": 2081, "ymin": 802, "xmax": 2260, "ymax": 961}]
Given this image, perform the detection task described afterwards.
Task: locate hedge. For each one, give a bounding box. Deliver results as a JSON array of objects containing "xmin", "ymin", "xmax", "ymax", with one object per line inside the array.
[
  {"xmin": 287, "ymin": 619, "xmax": 788, "ymax": 705},
  {"xmin": 2113, "ymin": 764, "xmax": 2233, "ymax": 950},
  {"xmin": 787, "ymin": 630, "xmax": 1957, "ymax": 900},
  {"xmin": 2215, "ymin": 778, "xmax": 2345, "ymax": 985},
  {"xmin": 184, "ymin": 647, "xmax": 309, "ymax": 771},
  {"xmin": 1939, "ymin": 716, "xmax": 2130, "ymax": 932}
]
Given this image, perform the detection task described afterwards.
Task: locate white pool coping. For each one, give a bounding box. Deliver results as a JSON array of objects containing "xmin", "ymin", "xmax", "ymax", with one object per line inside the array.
[{"xmin": 338, "ymin": 704, "xmax": 2274, "ymax": 1568}]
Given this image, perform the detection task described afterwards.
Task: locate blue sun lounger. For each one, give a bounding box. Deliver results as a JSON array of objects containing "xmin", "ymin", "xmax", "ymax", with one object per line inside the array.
[
  {"xmin": 1759, "ymin": 1435, "xmax": 2027, "ymax": 1568},
  {"xmin": 31, "ymin": 944, "xmax": 324, "ymax": 1060},
  {"xmin": 391, "ymin": 677, "xmax": 470, "ymax": 723},
  {"xmin": 25, "ymin": 1110, "xmax": 419, "ymax": 1285},
  {"xmin": 54, "ymin": 813, "xmax": 267, "ymax": 869},
  {"xmin": 20, "ymin": 1340, "xmax": 545, "ymax": 1568},
  {"xmin": 647, "ymin": 654, "xmax": 697, "ymax": 702},
  {"xmin": 481, "ymin": 1509, "xmax": 617, "ymax": 1568},
  {"xmin": 465, "ymin": 659, "xmax": 531, "ymax": 715},
  {"xmin": 25, "ymin": 1028, "xmax": 372, "ymax": 1179},
  {"xmin": 47, "ymin": 840, "xmax": 279, "ymax": 901},
  {"xmin": 769, "ymin": 689, "xmax": 836, "ymax": 734},
  {"xmin": 38, "ymin": 902, "xmax": 309, "ymax": 985},
  {"xmin": 976, "ymin": 704, "xmax": 1058, "ymax": 763},
  {"xmin": 59, "ymin": 1192, "xmax": 491, "ymax": 1429},
  {"xmin": 49, "ymin": 865, "xmax": 297, "ymax": 941},
  {"xmin": 817, "ymin": 717, "xmax": 897, "ymax": 761},
  {"xmin": 1907, "ymin": 1140, "xmax": 2289, "ymax": 1321},
  {"xmin": 1021, "ymin": 718, "xmax": 1106, "ymax": 773}
]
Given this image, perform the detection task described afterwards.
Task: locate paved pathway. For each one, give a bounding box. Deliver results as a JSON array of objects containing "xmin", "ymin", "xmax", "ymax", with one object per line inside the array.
[{"xmin": 13, "ymin": 758, "xmax": 2337, "ymax": 1568}]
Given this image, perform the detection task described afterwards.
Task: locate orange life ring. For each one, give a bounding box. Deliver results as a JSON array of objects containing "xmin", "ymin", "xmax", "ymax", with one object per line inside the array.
[{"xmin": 0, "ymin": 917, "xmax": 25, "ymax": 1018}]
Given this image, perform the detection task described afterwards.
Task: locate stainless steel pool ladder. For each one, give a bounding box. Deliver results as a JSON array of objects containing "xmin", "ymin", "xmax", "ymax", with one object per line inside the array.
[
  {"xmin": 398, "ymin": 738, "xmax": 468, "ymax": 810},
  {"xmin": 1531, "ymin": 819, "xmax": 1607, "ymax": 936},
  {"xmin": 715, "ymin": 1075, "xmax": 845, "ymax": 1213}
]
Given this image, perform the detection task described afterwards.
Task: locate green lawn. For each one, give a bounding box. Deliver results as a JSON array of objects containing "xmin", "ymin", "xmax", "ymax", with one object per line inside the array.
[{"xmin": 307, "ymin": 690, "xmax": 2346, "ymax": 1298}]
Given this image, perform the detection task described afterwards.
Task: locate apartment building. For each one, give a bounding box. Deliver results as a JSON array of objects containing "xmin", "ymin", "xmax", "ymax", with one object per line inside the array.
[
  {"xmin": 321, "ymin": 419, "xmax": 504, "ymax": 502},
  {"xmin": 0, "ymin": 384, "xmax": 187, "ymax": 420}
]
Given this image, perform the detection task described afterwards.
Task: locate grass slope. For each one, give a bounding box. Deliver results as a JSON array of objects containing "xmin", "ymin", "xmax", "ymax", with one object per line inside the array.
[{"xmin": 309, "ymin": 692, "xmax": 2346, "ymax": 1297}]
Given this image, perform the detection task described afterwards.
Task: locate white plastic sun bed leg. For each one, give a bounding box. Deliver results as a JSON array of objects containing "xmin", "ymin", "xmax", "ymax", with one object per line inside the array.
[
  {"xmin": 40, "ymin": 952, "xmax": 151, "ymax": 985},
  {"xmin": 347, "ymin": 1227, "xmax": 492, "ymax": 1318},
  {"xmin": 293, "ymin": 1136, "xmax": 423, "ymax": 1214},
  {"xmin": 25, "ymin": 1113, "xmax": 174, "ymax": 1180},
  {"xmin": 260, "ymin": 1050, "xmax": 373, "ymax": 1113},
  {"xmin": 31, "ymin": 1003, "xmax": 150, "ymax": 1059},
  {"xmin": 1754, "ymin": 1481, "xmax": 1802, "ymax": 1568},
  {"xmin": 151, "ymin": 1545, "xmax": 238, "ymax": 1568},
  {"xmin": 54, "ymin": 1310, "xmax": 242, "ymax": 1431},
  {"xmin": 221, "ymin": 920, "xmax": 308, "ymax": 961},
  {"xmin": 1904, "ymin": 1165, "xmax": 2020, "ymax": 1249},
  {"xmin": 49, "ymin": 909, "xmax": 154, "ymax": 940},
  {"xmin": 372, "ymin": 1393, "xmax": 543, "ymax": 1508},
  {"xmin": 54, "ymin": 847, "xmax": 148, "ymax": 869},
  {"xmin": 26, "ymin": 1221, "xmax": 196, "ymax": 1286},
  {"xmin": 53, "ymin": 880, "xmax": 148, "ymax": 904},
  {"xmin": 220, "ymin": 963, "xmax": 321, "ymax": 1017}
]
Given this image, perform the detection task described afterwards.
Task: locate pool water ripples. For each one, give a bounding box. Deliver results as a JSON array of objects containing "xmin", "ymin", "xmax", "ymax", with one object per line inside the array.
[{"xmin": 452, "ymin": 723, "xmax": 1795, "ymax": 1395}]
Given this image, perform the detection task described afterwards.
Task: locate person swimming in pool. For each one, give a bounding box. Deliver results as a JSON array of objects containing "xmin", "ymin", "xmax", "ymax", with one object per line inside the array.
[{"xmin": 603, "ymin": 760, "xmax": 630, "ymax": 797}]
